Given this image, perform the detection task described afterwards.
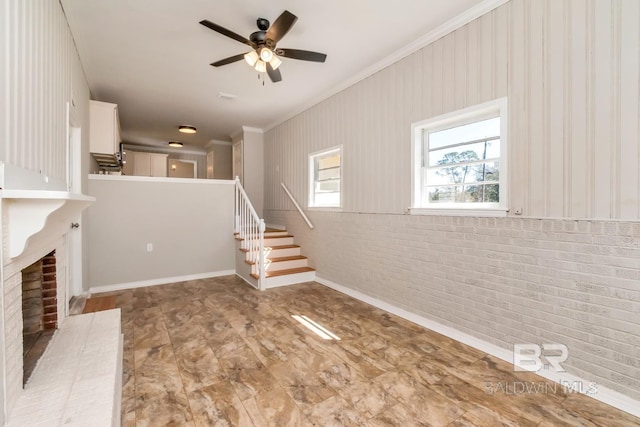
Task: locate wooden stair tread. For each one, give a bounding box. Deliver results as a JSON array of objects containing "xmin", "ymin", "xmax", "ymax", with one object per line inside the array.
[
  {"xmin": 240, "ymin": 244, "xmax": 300, "ymax": 253},
  {"xmin": 236, "ymin": 234, "xmax": 293, "ymax": 242},
  {"xmin": 245, "ymin": 255, "xmax": 307, "ymax": 265},
  {"xmin": 268, "ymin": 244, "xmax": 299, "ymax": 249},
  {"xmin": 251, "ymin": 266, "xmax": 315, "ymax": 279},
  {"xmin": 268, "ymin": 255, "xmax": 307, "ymax": 262}
]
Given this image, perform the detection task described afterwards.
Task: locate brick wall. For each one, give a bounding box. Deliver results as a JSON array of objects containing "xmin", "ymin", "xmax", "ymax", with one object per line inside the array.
[
  {"xmin": 21, "ymin": 252, "xmax": 57, "ymax": 335},
  {"xmin": 2, "ymin": 232, "xmax": 66, "ymax": 416},
  {"xmin": 265, "ymin": 209, "xmax": 640, "ymax": 401}
]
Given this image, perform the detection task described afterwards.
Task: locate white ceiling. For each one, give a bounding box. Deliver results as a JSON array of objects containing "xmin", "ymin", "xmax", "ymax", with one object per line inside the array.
[{"xmin": 61, "ymin": 0, "xmax": 486, "ymax": 149}]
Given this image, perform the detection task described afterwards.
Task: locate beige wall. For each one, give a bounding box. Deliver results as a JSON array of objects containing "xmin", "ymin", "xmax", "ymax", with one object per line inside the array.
[
  {"xmin": 238, "ymin": 129, "xmax": 264, "ymax": 216},
  {"xmin": 263, "ymin": 0, "xmax": 640, "ymax": 408},
  {"xmin": 211, "ymin": 144, "xmax": 233, "ymax": 180},
  {"xmin": 167, "ymin": 152, "xmax": 206, "ymax": 179},
  {"xmin": 265, "ymin": 0, "xmax": 640, "ymax": 220},
  {"xmin": 87, "ymin": 176, "xmax": 235, "ymax": 289}
]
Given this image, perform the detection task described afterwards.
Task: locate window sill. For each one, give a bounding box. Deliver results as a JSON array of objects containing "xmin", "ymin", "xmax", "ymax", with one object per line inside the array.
[
  {"xmin": 307, "ymin": 206, "xmax": 342, "ymax": 212},
  {"xmin": 409, "ymin": 207, "xmax": 508, "ymax": 217}
]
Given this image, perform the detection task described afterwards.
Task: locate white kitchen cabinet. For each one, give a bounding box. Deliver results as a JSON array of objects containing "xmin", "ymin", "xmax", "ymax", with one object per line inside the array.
[
  {"xmin": 127, "ymin": 151, "xmax": 167, "ymax": 177},
  {"xmin": 89, "ymin": 100, "xmax": 121, "ymax": 154}
]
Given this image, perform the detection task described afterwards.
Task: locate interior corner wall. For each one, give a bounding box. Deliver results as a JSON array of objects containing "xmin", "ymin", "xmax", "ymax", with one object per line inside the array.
[
  {"xmin": 242, "ymin": 129, "xmax": 264, "ymax": 216},
  {"xmin": 263, "ymin": 0, "xmax": 640, "ymax": 405},
  {"xmin": 212, "ymin": 144, "xmax": 232, "ymax": 180}
]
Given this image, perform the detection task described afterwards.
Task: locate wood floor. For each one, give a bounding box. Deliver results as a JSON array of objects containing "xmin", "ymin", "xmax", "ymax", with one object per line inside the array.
[{"xmin": 107, "ymin": 275, "xmax": 639, "ymax": 426}]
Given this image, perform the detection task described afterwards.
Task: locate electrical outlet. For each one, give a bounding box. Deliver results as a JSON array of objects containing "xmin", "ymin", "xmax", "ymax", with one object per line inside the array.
[{"xmin": 146, "ymin": 243, "xmax": 153, "ymax": 252}]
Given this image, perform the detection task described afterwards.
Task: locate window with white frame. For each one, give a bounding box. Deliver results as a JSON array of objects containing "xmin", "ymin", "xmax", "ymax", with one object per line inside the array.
[
  {"xmin": 309, "ymin": 146, "xmax": 341, "ymax": 208},
  {"xmin": 411, "ymin": 98, "xmax": 507, "ymax": 215}
]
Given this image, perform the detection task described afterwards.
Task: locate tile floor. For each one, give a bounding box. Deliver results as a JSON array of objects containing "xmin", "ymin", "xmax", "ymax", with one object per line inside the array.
[{"xmin": 108, "ymin": 276, "xmax": 640, "ymax": 426}]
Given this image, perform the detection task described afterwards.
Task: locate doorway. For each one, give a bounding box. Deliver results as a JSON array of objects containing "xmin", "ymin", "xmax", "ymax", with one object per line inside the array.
[{"xmin": 168, "ymin": 159, "xmax": 197, "ymax": 178}]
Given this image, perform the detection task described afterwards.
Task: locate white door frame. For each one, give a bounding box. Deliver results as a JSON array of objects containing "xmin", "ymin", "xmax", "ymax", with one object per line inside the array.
[
  {"xmin": 168, "ymin": 159, "xmax": 197, "ymax": 178},
  {"xmin": 66, "ymin": 101, "xmax": 84, "ymax": 309}
]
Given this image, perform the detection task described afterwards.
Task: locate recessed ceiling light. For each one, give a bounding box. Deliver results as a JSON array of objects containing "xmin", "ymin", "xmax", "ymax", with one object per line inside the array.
[
  {"xmin": 178, "ymin": 125, "xmax": 196, "ymax": 134},
  {"xmin": 168, "ymin": 141, "xmax": 183, "ymax": 148}
]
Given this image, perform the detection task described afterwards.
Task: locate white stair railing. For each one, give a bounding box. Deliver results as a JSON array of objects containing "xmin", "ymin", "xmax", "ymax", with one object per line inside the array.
[
  {"xmin": 281, "ymin": 182, "xmax": 314, "ymax": 229},
  {"xmin": 235, "ymin": 177, "xmax": 265, "ymax": 289}
]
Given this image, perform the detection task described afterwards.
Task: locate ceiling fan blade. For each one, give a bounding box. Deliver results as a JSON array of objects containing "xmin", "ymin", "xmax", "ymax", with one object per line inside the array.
[
  {"xmin": 266, "ymin": 10, "xmax": 298, "ymax": 45},
  {"xmin": 199, "ymin": 20, "xmax": 255, "ymax": 48},
  {"xmin": 266, "ymin": 62, "xmax": 282, "ymax": 83},
  {"xmin": 211, "ymin": 53, "xmax": 246, "ymax": 67},
  {"xmin": 276, "ymin": 48, "xmax": 327, "ymax": 63}
]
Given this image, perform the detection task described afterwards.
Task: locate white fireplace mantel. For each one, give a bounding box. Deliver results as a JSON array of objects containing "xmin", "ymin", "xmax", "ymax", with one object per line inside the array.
[{"xmin": 0, "ymin": 190, "xmax": 95, "ymax": 258}]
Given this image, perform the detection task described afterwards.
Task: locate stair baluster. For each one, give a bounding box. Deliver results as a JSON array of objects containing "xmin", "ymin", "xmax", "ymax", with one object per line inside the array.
[{"xmin": 235, "ymin": 177, "xmax": 265, "ymax": 289}]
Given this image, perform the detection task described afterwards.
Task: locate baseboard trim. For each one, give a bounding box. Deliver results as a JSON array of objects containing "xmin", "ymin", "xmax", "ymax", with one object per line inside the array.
[
  {"xmin": 315, "ymin": 276, "xmax": 640, "ymax": 419},
  {"xmin": 89, "ymin": 270, "xmax": 236, "ymax": 294}
]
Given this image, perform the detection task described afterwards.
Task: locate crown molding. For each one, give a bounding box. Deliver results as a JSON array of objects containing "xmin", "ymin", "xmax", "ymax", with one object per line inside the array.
[
  {"xmin": 264, "ymin": 0, "xmax": 510, "ymax": 133},
  {"xmin": 242, "ymin": 126, "xmax": 264, "ymax": 134},
  {"xmin": 205, "ymin": 140, "xmax": 233, "ymax": 149}
]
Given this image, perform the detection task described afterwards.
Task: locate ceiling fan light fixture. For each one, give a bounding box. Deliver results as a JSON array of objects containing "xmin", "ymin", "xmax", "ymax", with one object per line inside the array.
[
  {"xmin": 168, "ymin": 141, "xmax": 184, "ymax": 148},
  {"xmin": 259, "ymin": 47, "xmax": 273, "ymax": 62},
  {"xmin": 178, "ymin": 125, "xmax": 196, "ymax": 134},
  {"xmin": 254, "ymin": 60, "xmax": 267, "ymax": 73},
  {"xmin": 244, "ymin": 50, "xmax": 259, "ymax": 66},
  {"xmin": 269, "ymin": 55, "xmax": 282, "ymax": 70}
]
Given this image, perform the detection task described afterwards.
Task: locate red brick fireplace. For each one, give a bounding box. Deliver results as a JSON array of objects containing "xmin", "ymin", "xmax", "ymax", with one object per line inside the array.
[
  {"xmin": 21, "ymin": 251, "xmax": 58, "ymax": 384},
  {"xmin": 22, "ymin": 251, "xmax": 58, "ymax": 333}
]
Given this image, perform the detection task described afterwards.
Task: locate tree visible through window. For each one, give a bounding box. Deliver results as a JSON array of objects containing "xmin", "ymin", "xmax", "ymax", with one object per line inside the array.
[
  {"xmin": 426, "ymin": 116, "xmax": 500, "ymax": 204},
  {"xmin": 412, "ymin": 98, "xmax": 507, "ymax": 213}
]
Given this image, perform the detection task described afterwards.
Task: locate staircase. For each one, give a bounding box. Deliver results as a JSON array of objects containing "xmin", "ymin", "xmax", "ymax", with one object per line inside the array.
[
  {"xmin": 236, "ymin": 228, "xmax": 315, "ymax": 289},
  {"xmin": 233, "ymin": 178, "xmax": 314, "ymax": 289}
]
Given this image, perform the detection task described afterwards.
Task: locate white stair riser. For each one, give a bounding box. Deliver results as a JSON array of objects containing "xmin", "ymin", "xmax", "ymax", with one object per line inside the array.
[
  {"xmin": 252, "ymin": 258, "xmax": 308, "ymax": 274},
  {"xmin": 244, "ymin": 247, "xmax": 301, "ymax": 261},
  {"xmin": 264, "ymin": 231, "xmax": 289, "ymax": 237},
  {"xmin": 244, "ymin": 237, "xmax": 295, "ymax": 247},
  {"xmin": 265, "ymin": 247, "xmax": 301, "ymax": 259},
  {"xmin": 264, "ymin": 271, "xmax": 316, "ymax": 288},
  {"xmin": 264, "ymin": 237, "xmax": 294, "ymax": 246},
  {"xmin": 267, "ymin": 258, "xmax": 308, "ymax": 272}
]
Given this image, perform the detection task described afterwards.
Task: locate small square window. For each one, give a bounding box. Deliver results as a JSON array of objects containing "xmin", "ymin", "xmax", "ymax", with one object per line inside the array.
[
  {"xmin": 309, "ymin": 147, "xmax": 341, "ymax": 208},
  {"xmin": 411, "ymin": 98, "xmax": 507, "ymax": 216}
]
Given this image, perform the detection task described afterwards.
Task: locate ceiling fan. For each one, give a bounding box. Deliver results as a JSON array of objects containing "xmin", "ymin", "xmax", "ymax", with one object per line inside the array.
[{"xmin": 199, "ymin": 10, "xmax": 327, "ymax": 83}]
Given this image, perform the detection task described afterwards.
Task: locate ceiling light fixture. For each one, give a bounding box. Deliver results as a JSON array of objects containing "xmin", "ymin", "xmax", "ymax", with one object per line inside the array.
[
  {"xmin": 168, "ymin": 141, "xmax": 183, "ymax": 148},
  {"xmin": 269, "ymin": 55, "xmax": 282, "ymax": 70},
  {"xmin": 254, "ymin": 60, "xmax": 267, "ymax": 73},
  {"xmin": 245, "ymin": 48, "xmax": 281, "ymax": 74},
  {"xmin": 244, "ymin": 50, "xmax": 259, "ymax": 67},
  {"xmin": 259, "ymin": 47, "xmax": 273, "ymax": 62},
  {"xmin": 178, "ymin": 125, "xmax": 196, "ymax": 134}
]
